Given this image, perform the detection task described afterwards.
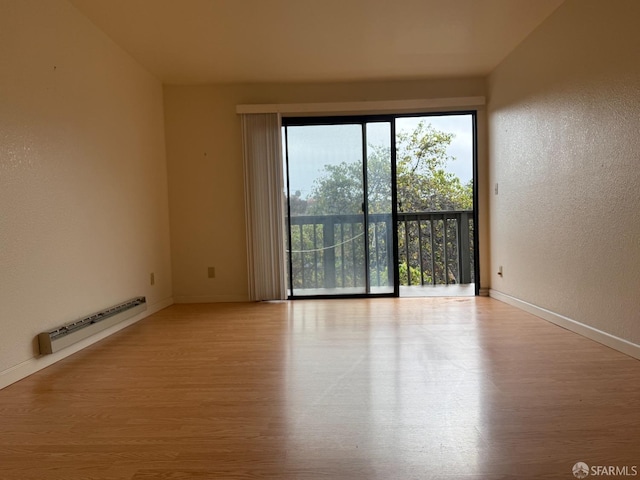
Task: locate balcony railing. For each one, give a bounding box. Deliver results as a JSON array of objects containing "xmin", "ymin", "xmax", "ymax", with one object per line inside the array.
[{"xmin": 287, "ymin": 210, "xmax": 474, "ymax": 291}]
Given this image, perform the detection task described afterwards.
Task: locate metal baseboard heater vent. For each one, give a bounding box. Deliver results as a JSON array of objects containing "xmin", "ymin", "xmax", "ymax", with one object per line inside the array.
[{"xmin": 38, "ymin": 297, "xmax": 146, "ymax": 355}]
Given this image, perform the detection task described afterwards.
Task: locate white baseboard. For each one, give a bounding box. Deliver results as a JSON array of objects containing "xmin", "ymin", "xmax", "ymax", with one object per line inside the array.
[
  {"xmin": 0, "ymin": 297, "xmax": 174, "ymax": 390},
  {"xmin": 490, "ymin": 289, "xmax": 640, "ymax": 360},
  {"xmin": 173, "ymin": 294, "xmax": 250, "ymax": 303}
]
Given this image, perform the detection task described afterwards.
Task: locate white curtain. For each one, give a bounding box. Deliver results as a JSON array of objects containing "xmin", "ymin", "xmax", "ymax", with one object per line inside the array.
[{"xmin": 241, "ymin": 113, "xmax": 287, "ymax": 301}]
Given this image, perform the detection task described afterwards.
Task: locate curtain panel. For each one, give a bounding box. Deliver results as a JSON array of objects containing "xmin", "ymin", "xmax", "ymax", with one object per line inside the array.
[{"xmin": 241, "ymin": 113, "xmax": 287, "ymax": 301}]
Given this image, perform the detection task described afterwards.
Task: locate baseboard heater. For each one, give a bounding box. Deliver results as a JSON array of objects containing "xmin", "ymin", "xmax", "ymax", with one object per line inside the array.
[{"xmin": 38, "ymin": 297, "xmax": 146, "ymax": 355}]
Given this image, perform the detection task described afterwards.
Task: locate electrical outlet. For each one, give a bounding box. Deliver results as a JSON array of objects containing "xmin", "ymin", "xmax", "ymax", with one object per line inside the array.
[
  {"xmin": 208, "ymin": 267, "xmax": 216, "ymax": 278},
  {"xmin": 150, "ymin": 272, "xmax": 155, "ymax": 285}
]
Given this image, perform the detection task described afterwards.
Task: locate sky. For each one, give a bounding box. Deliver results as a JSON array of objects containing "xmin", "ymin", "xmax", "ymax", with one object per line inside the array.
[{"xmin": 284, "ymin": 114, "xmax": 474, "ymax": 199}]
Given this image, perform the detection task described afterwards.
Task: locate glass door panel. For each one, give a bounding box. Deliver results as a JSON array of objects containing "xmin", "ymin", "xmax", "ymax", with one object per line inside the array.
[
  {"xmin": 395, "ymin": 114, "xmax": 475, "ymax": 297},
  {"xmin": 284, "ymin": 124, "xmax": 367, "ymax": 297},
  {"xmin": 365, "ymin": 122, "xmax": 394, "ymax": 294}
]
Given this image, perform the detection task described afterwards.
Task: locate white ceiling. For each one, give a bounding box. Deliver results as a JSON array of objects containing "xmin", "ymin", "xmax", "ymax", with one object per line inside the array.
[{"xmin": 69, "ymin": 0, "xmax": 565, "ymax": 85}]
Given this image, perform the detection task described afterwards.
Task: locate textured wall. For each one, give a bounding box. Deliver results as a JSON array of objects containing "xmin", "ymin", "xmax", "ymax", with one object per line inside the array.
[
  {"xmin": 0, "ymin": 0, "xmax": 173, "ymax": 376},
  {"xmin": 488, "ymin": 0, "xmax": 640, "ymax": 343},
  {"xmin": 163, "ymin": 79, "xmax": 489, "ymax": 302}
]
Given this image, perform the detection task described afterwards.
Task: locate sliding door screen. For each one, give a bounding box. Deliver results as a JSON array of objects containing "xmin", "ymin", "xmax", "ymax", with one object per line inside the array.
[{"xmin": 284, "ymin": 123, "xmax": 367, "ymax": 296}]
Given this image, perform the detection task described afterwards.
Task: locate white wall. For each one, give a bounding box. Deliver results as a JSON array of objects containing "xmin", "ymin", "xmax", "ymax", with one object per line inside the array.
[
  {"xmin": 0, "ymin": 0, "xmax": 173, "ymax": 385},
  {"xmin": 488, "ymin": 0, "xmax": 640, "ymax": 347},
  {"xmin": 163, "ymin": 79, "xmax": 489, "ymax": 302}
]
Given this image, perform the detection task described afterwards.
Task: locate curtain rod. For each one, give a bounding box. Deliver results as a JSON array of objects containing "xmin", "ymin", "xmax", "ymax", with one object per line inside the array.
[{"xmin": 236, "ymin": 96, "xmax": 485, "ymax": 115}]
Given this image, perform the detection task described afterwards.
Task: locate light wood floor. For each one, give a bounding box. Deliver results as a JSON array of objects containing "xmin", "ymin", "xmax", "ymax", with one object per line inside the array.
[{"xmin": 1, "ymin": 298, "xmax": 638, "ymax": 479}]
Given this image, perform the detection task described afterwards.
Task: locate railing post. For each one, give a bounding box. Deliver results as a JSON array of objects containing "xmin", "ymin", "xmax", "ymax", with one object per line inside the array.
[
  {"xmin": 404, "ymin": 218, "xmax": 411, "ymax": 286},
  {"xmin": 417, "ymin": 219, "xmax": 424, "ymax": 285},
  {"xmin": 458, "ymin": 211, "xmax": 472, "ymax": 284},
  {"xmin": 442, "ymin": 215, "xmax": 448, "ymax": 285},
  {"xmin": 385, "ymin": 214, "xmax": 394, "ymax": 286},
  {"xmin": 323, "ymin": 219, "xmax": 336, "ymax": 288}
]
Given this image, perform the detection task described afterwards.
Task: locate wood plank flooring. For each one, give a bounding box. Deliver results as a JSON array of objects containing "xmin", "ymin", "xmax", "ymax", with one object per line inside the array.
[{"xmin": 0, "ymin": 298, "xmax": 638, "ymax": 479}]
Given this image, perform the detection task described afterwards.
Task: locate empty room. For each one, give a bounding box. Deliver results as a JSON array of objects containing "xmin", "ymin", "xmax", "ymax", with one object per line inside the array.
[{"xmin": 1, "ymin": 0, "xmax": 638, "ymax": 478}]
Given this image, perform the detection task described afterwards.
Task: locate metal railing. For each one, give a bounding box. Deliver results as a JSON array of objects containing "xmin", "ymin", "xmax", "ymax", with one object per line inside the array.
[{"xmin": 287, "ymin": 210, "xmax": 474, "ymax": 290}]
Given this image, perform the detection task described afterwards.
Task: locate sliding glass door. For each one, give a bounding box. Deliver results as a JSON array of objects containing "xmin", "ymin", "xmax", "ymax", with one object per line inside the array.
[
  {"xmin": 282, "ymin": 112, "xmax": 477, "ymax": 299},
  {"xmin": 283, "ymin": 119, "xmax": 395, "ymax": 298},
  {"xmin": 364, "ymin": 122, "xmax": 394, "ymax": 295}
]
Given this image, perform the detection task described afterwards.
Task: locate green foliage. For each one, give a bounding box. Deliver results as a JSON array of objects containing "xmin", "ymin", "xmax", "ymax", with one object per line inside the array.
[
  {"xmin": 395, "ymin": 122, "xmax": 471, "ymax": 212},
  {"xmin": 288, "ymin": 190, "xmax": 308, "ymax": 216},
  {"xmin": 306, "ymin": 162, "xmax": 364, "ymax": 215},
  {"xmin": 398, "ymin": 261, "xmax": 423, "ymax": 286},
  {"xmin": 304, "ymin": 121, "xmax": 472, "ymax": 215}
]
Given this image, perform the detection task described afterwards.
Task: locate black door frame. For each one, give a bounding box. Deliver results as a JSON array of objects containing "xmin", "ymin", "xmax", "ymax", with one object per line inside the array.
[{"xmin": 282, "ymin": 111, "xmax": 479, "ymax": 299}]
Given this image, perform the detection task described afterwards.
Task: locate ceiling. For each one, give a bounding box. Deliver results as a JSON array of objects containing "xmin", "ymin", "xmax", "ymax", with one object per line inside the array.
[{"xmin": 69, "ymin": 0, "xmax": 565, "ymax": 85}]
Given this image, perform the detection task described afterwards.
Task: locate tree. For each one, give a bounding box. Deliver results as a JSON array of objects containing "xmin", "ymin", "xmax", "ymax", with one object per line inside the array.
[
  {"xmin": 395, "ymin": 122, "xmax": 472, "ymax": 212},
  {"xmin": 287, "ymin": 190, "xmax": 309, "ymax": 215},
  {"xmin": 306, "ymin": 121, "xmax": 471, "ymax": 215}
]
